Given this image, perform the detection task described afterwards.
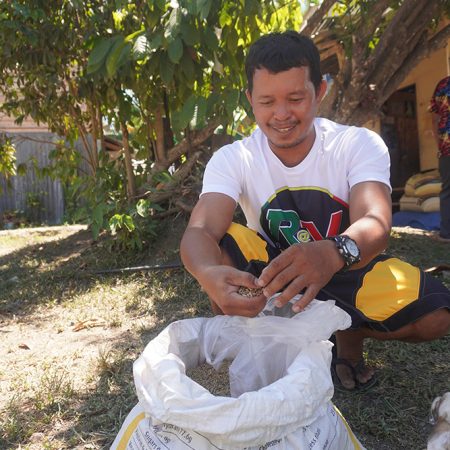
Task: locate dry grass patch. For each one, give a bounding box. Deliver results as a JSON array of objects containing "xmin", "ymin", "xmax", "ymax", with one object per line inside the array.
[{"xmin": 0, "ymin": 222, "xmax": 448, "ymax": 449}]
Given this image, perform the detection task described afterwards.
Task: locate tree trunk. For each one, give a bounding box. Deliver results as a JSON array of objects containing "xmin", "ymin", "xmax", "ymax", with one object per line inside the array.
[
  {"xmin": 97, "ymin": 106, "xmax": 104, "ymax": 154},
  {"xmin": 154, "ymin": 104, "xmax": 166, "ymax": 163},
  {"xmin": 120, "ymin": 121, "xmax": 137, "ymax": 202},
  {"xmin": 88, "ymin": 101, "xmax": 99, "ymax": 168},
  {"xmin": 316, "ymin": 0, "xmax": 448, "ymax": 126}
]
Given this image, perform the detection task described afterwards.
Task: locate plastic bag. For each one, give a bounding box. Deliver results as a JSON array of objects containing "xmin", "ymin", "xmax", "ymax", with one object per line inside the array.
[{"xmin": 111, "ymin": 299, "xmax": 365, "ymax": 450}]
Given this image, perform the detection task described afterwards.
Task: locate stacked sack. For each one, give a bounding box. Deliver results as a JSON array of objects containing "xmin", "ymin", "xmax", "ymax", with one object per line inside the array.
[{"xmin": 399, "ymin": 169, "xmax": 441, "ymax": 213}]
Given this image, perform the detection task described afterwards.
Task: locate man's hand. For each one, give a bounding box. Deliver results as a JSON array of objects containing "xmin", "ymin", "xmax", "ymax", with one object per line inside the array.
[
  {"xmin": 181, "ymin": 193, "xmax": 268, "ymax": 317},
  {"xmin": 256, "ymin": 239, "xmax": 343, "ymax": 313},
  {"xmin": 199, "ymin": 265, "xmax": 267, "ymax": 317}
]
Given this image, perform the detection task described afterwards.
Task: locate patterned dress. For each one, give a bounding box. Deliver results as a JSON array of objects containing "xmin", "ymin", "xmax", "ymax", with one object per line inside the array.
[{"xmin": 429, "ymin": 75, "xmax": 450, "ymax": 158}]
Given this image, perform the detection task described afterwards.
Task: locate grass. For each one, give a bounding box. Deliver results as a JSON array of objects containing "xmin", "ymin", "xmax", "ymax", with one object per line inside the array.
[{"xmin": 0, "ymin": 221, "xmax": 449, "ymax": 449}]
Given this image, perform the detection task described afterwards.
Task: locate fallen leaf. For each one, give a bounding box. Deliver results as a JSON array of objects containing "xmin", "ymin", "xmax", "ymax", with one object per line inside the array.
[
  {"xmin": 72, "ymin": 318, "xmax": 106, "ymax": 332},
  {"xmin": 18, "ymin": 343, "xmax": 30, "ymax": 350}
]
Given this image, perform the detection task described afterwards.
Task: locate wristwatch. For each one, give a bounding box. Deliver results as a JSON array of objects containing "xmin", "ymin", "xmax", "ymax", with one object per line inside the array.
[{"xmin": 327, "ymin": 235, "xmax": 361, "ymax": 273}]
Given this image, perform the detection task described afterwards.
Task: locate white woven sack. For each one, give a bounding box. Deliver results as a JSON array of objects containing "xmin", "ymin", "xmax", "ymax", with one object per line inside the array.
[{"xmin": 112, "ymin": 299, "xmax": 365, "ymax": 450}]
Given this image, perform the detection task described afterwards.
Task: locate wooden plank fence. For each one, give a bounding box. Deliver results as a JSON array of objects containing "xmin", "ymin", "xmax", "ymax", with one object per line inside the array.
[{"xmin": 0, "ymin": 132, "xmax": 90, "ymax": 226}]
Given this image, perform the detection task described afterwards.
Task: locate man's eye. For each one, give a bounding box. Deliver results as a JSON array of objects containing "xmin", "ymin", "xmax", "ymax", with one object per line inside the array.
[
  {"xmin": 259, "ymin": 101, "xmax": 273, "ymax": 106},
  {"xmin": 289, "ymin": 98, "xmax": 303, "ymax": 103}
]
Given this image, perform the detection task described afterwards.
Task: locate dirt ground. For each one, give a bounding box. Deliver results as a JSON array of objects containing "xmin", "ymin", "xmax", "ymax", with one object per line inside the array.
[
  {"xmin": 0, "ymin": 226, "xmax": 125, "ymax": 394},
  {"xmin": 1, "ymin": 224, "xmax": 449, "ymax": 449}
]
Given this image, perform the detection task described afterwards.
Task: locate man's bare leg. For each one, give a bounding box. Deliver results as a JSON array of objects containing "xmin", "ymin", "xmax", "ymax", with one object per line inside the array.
[{"xmin": 335, "ymin": 308, "xmax": 450, "ymax": 389}]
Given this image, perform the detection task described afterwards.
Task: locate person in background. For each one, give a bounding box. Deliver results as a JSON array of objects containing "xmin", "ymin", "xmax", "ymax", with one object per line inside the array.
[
  {"xmin": 430, "ymin": 75, "xmax": 450, "ymax": 242},
  {"xmin": 180, "ymin": 31, "xmax": 450, "ymax": 390}
]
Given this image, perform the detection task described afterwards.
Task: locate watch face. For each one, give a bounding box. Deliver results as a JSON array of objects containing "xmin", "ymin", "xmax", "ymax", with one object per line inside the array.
[{"xmin": 346, "ymin": 239, "xmax": 359, "ymax": 257}]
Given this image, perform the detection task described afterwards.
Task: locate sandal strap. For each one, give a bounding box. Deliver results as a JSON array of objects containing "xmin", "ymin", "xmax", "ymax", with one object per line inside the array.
[{"xmin": 331, "ymin": 357, "xmax": 358, "ymax": 378}]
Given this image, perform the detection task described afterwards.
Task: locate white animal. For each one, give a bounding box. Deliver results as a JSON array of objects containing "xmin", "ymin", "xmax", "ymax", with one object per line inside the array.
[{"xmin": 428, "ymin": 392, "xmax": 450, "ymax": 450}]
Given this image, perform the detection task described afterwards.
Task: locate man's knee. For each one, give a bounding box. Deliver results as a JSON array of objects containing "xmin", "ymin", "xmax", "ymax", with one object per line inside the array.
[
  {"xmin": 408, "ymin": 308, "xmax": 450, "ymax": 341},
  {"xmin": 365, "ymin": 308, "xmax": 450, "ymax": 342}
]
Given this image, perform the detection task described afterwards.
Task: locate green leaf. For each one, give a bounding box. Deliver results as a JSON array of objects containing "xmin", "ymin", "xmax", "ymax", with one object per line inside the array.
[
  {"xmin": 167, "ymin": 37, "xmax": 183, "ymax": 63},
  {"xmin": 91, "ymin": 222, "xmax": 101, "ymax": 240},
  {"xmin": 109, "ymin": 214, "xmax": 122, "ymax": 234},
  {"xmin": 200, "ymin": 0, "xmax": 212, "ymax": 20},
  {"xmin": 17, "ymin": 163, "xmax": 27, "ymax": 176},
  {"xmin": 92, "ymin": 204, "xmax": 105, "ymax": 226},
  {"xmin": 180, "ymin": 22, "xmax": 200, "ymax": 46},
  {"xmin": 87, "ymin": 37, "xmax": 114, "ymax": 74},
  {"xmin": 181, "ymin": 51, "xmax": 195, "ymax": 83},
  {"xmin": 136, "ymin": 199, "xmax": 150, "ymax": 217},
  {"xmin": 219, "ymin": 9, "xmax": 232, "ymax": 27},
  {"xmin": 206, "ymin": 92, "xmax": 220, "ymax": 115},
  {"xmin": 225, "ymin": 89, "xmax": 240, "ymax": 117},
  {"xmin": 106, "ymin": 86, "xmax": 117, "ymax": 104},
  {"xmin": 204, "ymin": 26, "xmax": 219, "ymax": 50},
  {"xmin": 105, "ymin": 36, "xmax": 128, "ymax": 77},
  {"xmin": 171, "ymin": 110, "xmax": 185, "ymax": 133},
  {"xmin": 123, "ymin": 215, "xmax": 135, "ymax": 232},
  {"xmin": 196, "ymin": 0, "xmax": 207, "ymax": 11},
  {"xmin": 165, "ymin": 7, "xmax": 181, "ymax": 41},
  {"xmin": 226, "ymin": 27, "xmax": 238, "ymax": 52},
  {"xmin": 146, "ymin": 12, "xmax": 160, "ymax": 29},
  {"xmin": 191, "ymin": 96, "xmax": 207, "ymax": 129},
  {"xmin": 160, "ymin": 54, "xmax": 174, "ymax": 84},
  {"xmin": 149, "ymin": 32, "xmax": 163, "ymax": 50},
  {"xmin": 154, "ymin": 0, "xmax": 166, "ymax": 11},
  {"xmin": 125, "ymin": 28, "xmax": 145, "ymax": 43},
  {"xmin": 181, "ymin": 94, "xmax": 197, "ymax": 125},
  {"xmin": 244, "ymin": 0, "xmax": 260, "ymax": 16},
  {"xmin": 197, "ymin": 0, "xmax": 211, "ymax": 20},
  {"xmin": 184, "ymin": 1, "xmax": 197, "ymax": 15},
  {"xmin": 133, "ymin": 35, "xmax": 149, "ymax": 59}
]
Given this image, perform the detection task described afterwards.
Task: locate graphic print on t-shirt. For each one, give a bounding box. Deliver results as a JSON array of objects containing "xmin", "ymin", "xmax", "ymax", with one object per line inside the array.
[{"xmin": 260, "ymin": 186, "xmax": 350, "ymax": 249}]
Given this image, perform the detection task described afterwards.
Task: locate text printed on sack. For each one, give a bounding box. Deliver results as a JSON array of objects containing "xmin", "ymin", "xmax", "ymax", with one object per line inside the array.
[{"xmin": 153, "ymin": 424, "xmax": 193, "ymax": 444}]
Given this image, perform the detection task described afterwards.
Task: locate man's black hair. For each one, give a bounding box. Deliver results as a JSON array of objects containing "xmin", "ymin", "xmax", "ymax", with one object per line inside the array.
[{"xmin": 245, "ymin": 31, "xmax": 322, "ymax": 93}]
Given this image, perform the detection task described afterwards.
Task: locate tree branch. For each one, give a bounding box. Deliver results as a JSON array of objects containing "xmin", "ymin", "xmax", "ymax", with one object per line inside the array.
[
  {"xmin": 150, "ymin": 118, "xmax": 220, "ymax": 176},
  {"xmin": 355, "ymin": 0, "xmax": 390, "ymax": 52},
  {"xmin": 12, "ymin": 133, "xmax": 93, "ymax": 175},
  {"xmin": 370, "ymin": 1, "xmax": 443, "ymax": 92},
  {"xmin": 382, "ymin": 23, "xmax": 450, "ymax": 101},
  {"xmin": 366, "ymin": 0, "xmax": 430, "ymax": 73},
  {"xmin": 300, "ymin": 0, "xmax": 336, "ymax": 37},
  {"xmin": 171, "ymin": 150, "xmax": 201, "ymax": 184}
]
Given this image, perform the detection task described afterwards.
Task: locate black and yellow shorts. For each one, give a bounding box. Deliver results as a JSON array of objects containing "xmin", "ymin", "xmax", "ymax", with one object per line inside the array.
[{"xmin": 221, "ymin": 223, "xmax": 450, "ymax": 331}]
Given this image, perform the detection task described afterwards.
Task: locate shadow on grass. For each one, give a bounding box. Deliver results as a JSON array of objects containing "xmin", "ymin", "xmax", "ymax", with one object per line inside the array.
[
  {"xmin": 67, "ymin": 272, "xmax": 211, "ymax": 448},
  {"xmin": 0, "ymin": 263, "xmax": 211, "ymax": 448},
  {"xmin": 388, "ymin": 229, "xmax": 450, "ymax": 273},
  {"xmin": 333, "ymin": 336, "xmax": 450, "ymax": 450},
  {"xmin": 0, "ymin": 218, "xmax": 187, "ymax": 317},
  {"xmin": 1, "ymin": 225, "xmax": 448, "ymax": 449}
]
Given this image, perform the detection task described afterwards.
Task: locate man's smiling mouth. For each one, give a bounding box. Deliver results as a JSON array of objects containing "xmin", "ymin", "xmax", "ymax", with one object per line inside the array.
[{"xmin": 271, "ymin": 124, "xmax": 297, "ymax": 133}]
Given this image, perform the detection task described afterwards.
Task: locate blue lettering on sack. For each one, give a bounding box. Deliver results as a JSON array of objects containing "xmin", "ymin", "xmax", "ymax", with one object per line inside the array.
[
  {"xmin": 159, "ymin": 423, "xmax": 193, "ymax": 444},
  {"xmin": 308, "ymin": 428, "xmax": 321, "ymax": 448},
  {"xmin": 258, "ymin": 438, "xmax": 282, "ymax": 449},
  {"xmin": 144, "ymin": 431, "xmax": 162, "ymax": 450}
]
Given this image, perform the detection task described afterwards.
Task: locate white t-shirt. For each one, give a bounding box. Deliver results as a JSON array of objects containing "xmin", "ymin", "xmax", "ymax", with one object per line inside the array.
[{"xmin": 202, "ymin": 117, "xmax": 391, "ymax": 249}]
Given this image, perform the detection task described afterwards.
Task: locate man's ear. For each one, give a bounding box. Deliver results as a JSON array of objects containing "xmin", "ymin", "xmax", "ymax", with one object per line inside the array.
[
  {"xmin": 317, "ymin": 79, "xmax": 328, "ymax": 103},
  {"xmin": 245, "ymin": 89, "xmax": 252, "ymax": 106}
]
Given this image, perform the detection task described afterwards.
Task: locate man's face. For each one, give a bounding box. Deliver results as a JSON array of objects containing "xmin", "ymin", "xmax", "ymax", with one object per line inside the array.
[{"xmin": 246, "ymin": 67, "xmax": 326, "ymax": 163}]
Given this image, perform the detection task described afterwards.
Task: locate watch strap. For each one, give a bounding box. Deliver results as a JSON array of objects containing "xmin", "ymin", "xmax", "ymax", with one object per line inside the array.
[{"xmin": 327, "ymin": 235, "xmax": 361, "ymax": 273}]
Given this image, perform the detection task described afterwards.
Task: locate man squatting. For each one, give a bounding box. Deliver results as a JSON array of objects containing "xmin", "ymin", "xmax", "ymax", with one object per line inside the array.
[{"xmin": 180, "ymin": 31, "xmax": 450, "ymax": 390}]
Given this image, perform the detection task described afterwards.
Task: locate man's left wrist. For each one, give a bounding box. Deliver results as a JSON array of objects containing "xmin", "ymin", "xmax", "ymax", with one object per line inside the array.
[{"xmin": 327, "ymin": 235, "xmax": 361, "ymax": 273}]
